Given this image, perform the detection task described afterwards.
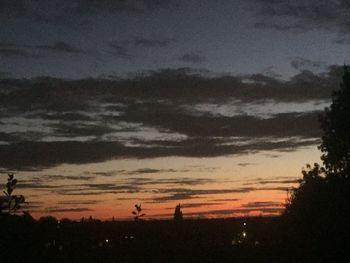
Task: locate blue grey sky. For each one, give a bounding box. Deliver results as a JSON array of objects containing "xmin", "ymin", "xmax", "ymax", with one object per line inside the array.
[{"xmin": 1, "ymin": 0, "xmax": 349, "ymax": 79}]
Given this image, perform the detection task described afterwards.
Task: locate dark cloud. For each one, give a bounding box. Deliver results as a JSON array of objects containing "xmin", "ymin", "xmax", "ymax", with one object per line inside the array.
[
  {"xmin": 17, "ymin": 182, "xmax": 62, "ymax": 190},
  {"xmin": 123, "ymin": 105, "xmax": 322, "ymax": 137},
  {"xmin": 36, "ymin": 41, "xmax": 85, "ymax": 54},
  {"xmin": 0, "ymin": 137, "xmax": 320, "ymax": 169},
  {"xmin": 44, "ymin": 207, "xmax": 93, "ymax": 213},
  {"xmin": 109, "ymin": 42, "xmax": 133, "ymax": 59},
  {"xmin": 89, "ymin": 170, "xmax": 125, "ymax": 177},
  {"xmin": 123, "ymin": 168, "xmax": 190, "ymax": 175},
  {"xmin": 241, "ymin": 201, "xmax": 283, "ymax": 208},
  {"xmin": 133, "ymin": 37, "xmax": 173, "ymax": 48},
  {"xmin": 148, "ymin": 193, "xmax": 200, "ymax": 202},
  {"xmin": 68, "ymin": 0, "xmax": 176, "ymax": 15},
  {"xmin": 0, "ymin": 132, "xmax": 19, "ymax": 142},
  {"xmin": 290, "ymin": 57, "xmax": 326, "ymax": 71},
  {"xmin": 244, "ymin": 177, "xmax": 299, "ymax": 186},
  {"xmin": 57, "ymin": 200, "xmax": 101, "ymax": 205},
  {"xmin": 0, "ymin": 66, "xmax": 340, "ymax": 169},
  {"xmin": 178, "ymin": 52, "xmax": 206, "ymax": 64},
  {"xmin": 54, "ymin": 182, "xmax": 141, "ymax": 196},
  {"xmin": 127, "ymin": 168, "xmax": 168, "ymax": 174},
  {"xmin": 254, "ymin": 21, "xmax": 305, "ymax": 31},
  {"xmin": 0, "ymin": 0, "xmax": 177, "ymax": 23},
  {"xmin": 45, "ymin": 175, "xmax": 95, "ymax": 181},
  {"xmin": 165, "ymin": 202, "xmax": 223, "ymax": 209},
  {"xmin": 126, "ymin": 177, "xmax": 214, "ymax": 187},
  {"xmin": 237, "ymin": 163, "xmax": 256, "ymax": 167},
  {"xmin": 334, "ymin": 35, "xmax": 350, "ymax": 45},
  {"xmin": 50, "ymin": 122, "xmax": 114, "ymax": 137},
  {"xmin": 149, "ymin": 185, "xmax": 290, "ymax": 203},
  {"xmin": 0, "ymin": 43, "xmax": 32, "ymax": 58},
  {"xmin": 150, "ymin": 187, "xmax": 256, "ymax": 203},
  {"xmin": 251, "ymin": 0, "xmax": 350, "ymax": 37},
  {"xmin": 0, "ymin": 41, "xmax": 88, "ymax": 60},
  {"xmin": 212, "ymin": 198, "xmax": 240, "ymax": 202},
  {"xmin": 0, "ymin": 48, "xmax": 31, "ymax": 58}
]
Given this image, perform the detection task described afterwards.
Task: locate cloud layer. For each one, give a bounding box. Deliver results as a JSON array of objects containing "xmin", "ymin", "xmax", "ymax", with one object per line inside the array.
[
  {"xmin": 0, "ymin": 66, "xmax": 340, "ymax": 169},
  {"xmin": 251, "ymin": 0, "xmax": 350, "ymax": 43}
]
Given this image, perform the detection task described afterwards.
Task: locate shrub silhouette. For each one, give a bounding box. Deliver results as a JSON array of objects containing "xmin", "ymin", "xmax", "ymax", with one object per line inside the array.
[
  {"xmin": 132, "ymin": 204, "xmax": 145, "ymax": 221},
  {"xmin": 0, "ymin": 174, "xmax": 25, "ymax": 215}
]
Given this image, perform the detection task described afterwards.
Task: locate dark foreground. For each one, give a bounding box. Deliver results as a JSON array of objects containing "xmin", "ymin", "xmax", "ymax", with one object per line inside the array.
[{"xmin": 0, "ymin": 214, "xmax": 348, "ymax": 263}]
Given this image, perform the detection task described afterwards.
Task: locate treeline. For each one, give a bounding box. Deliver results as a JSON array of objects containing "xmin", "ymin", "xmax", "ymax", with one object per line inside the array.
[{"xmin": 0, "ymin": 214, "xmax": 280, "ymax": 263}]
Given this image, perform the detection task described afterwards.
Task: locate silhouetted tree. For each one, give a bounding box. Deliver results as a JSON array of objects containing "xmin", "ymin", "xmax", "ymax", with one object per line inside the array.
[
  {"xmin": 319, "ymin": 65, "xmax": 350, "ymax": 176},
  {"xmin": 284, "ymin": 163, "xmax": 327, "ymax": 223},
  {"xmin": 173, "ymin": 204, "xmax": 183, "ymax": 221},
  {"xmin": 132, "ymin": 204, "xmax": 145, "ymax": 221},
  {"xmin": 282, "ymin": 66, "xmax": 350, "ymax": 261},
  {"xmin": 285, "ymin": 66, "xmax": 350, "ymax": 219},
  {"xmin": 0, "ymin": 174, "xmax": 25, "ymax": 215}
]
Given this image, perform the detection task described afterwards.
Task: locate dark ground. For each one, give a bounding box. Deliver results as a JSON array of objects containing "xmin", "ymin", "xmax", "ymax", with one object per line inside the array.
[{"xmin": 1, "ymin": 214, "xmax": 348, "ymax": 263}]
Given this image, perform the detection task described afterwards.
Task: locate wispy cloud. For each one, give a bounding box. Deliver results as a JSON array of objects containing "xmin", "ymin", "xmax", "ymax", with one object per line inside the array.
[
  {"xmin": 243, "ymin": 177, "xmax": 299, "ymax": 186},
  {"xmin": 241, "ymin": 201, "xmax": 283, "ymax": 208},
  {"xmin": 237, "ymin": 163, "xmax": 257, "ymax": 167},
  {"xmin": 165, "ymin": 202, "xmax": 224, "ymax": 209},
  {"xmin": 109, "ymin": 42, "xmax": 133, "ymax": 59},
  {"xmin": 290, "ymin": 57, "xmax": 327, "ymax": 72},
  {"xmin": 149, "ymin": 187, "xmax": 257, "ymax": 203},
  {"xmin": 133, "ymin": 37, "xmax": 173, "ymax": 48},
  {"xmin": 36, "ymin": 41, "xmax": 85, "ymax": 54},
  {"xmin": 44, "ymin": 207, "xmax": 93, "ymax": 213},
  {"xmin": 0, "ymin": 48, "xmax": 32, "ymax": 58}
]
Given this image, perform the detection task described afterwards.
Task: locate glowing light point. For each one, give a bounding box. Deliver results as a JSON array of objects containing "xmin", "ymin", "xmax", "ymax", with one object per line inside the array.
[{"xmin": 242, "ymin": 231, "xmax": 247, "ymax": 238}]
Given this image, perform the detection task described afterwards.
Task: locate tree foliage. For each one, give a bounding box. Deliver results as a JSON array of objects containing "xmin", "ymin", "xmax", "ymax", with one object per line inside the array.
[
  {"xmin": 282, "ymin": 67, "xmax": 350, "ymax": 258},
  {"xmin": 319, "ymin": 66, "xmax": 350, "ymax": 176}
]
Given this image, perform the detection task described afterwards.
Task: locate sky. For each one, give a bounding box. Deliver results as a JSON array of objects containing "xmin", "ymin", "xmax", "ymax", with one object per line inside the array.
[{"xmin": 0, "ymin": 0, "xmax": 348, "ymax": 219}]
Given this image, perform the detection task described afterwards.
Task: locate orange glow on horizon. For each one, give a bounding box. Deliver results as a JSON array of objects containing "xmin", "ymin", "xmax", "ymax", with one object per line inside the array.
[{"xmin": 4, "ymin": 146, "xmax": 320, "ymax": 220}]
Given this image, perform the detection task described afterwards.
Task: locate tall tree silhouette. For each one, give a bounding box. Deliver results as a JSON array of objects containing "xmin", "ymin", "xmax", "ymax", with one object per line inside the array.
[
  {"xmin": 283, "ymin": 66, "xmax": 350, "ymax": 261},
  {"xmin": 319, "ymin": 65, "xmax": 350, "ymax": 176}
]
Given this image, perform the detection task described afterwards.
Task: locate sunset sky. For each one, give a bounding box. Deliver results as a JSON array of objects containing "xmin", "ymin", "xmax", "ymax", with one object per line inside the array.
[{"xmin": 0, "ymin": 0, "xmax": 348, "ymax": 219}]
